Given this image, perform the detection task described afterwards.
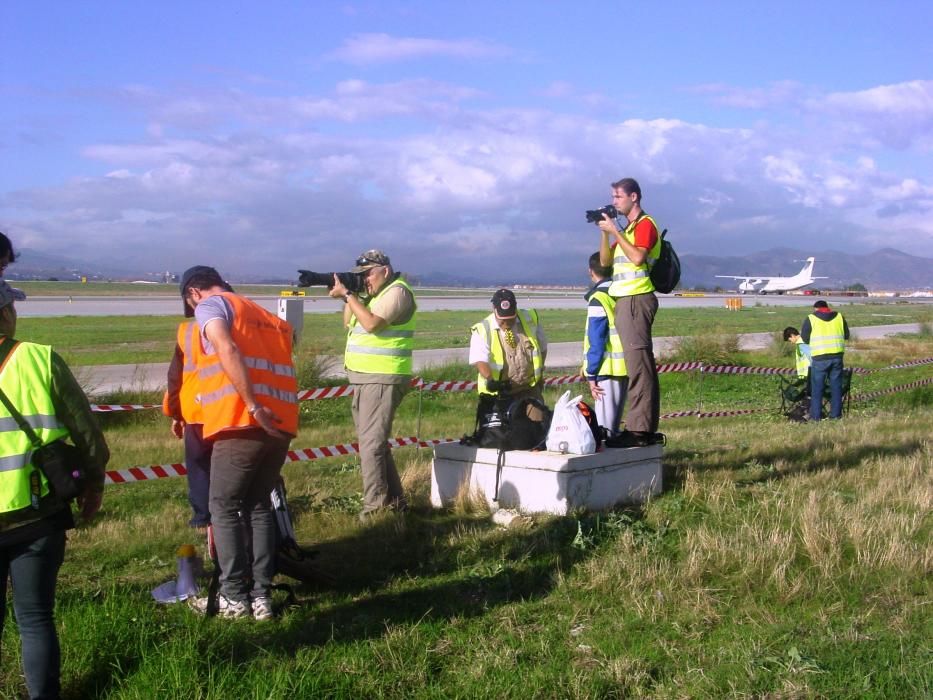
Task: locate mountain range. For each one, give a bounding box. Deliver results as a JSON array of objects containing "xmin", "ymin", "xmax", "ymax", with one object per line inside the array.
[{"xmin": 5, "ymin": 246, "xmax": 931, "ymax": 291}]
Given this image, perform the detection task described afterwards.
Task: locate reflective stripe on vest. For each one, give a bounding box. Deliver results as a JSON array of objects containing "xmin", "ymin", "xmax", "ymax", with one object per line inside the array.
[
  {"xmin": 179, "ymin": 322, "xmax": 203, "ymax": 424},
  {"xmin": 794, "ymin": 338, "xmax": 811, "ymax": 378},
  {"xmin": 195, "ymin": 293, "xmax": 299, "ymax": 439},
  {"xmin": 472, "ymin": 309, "xmax": 543, "ymax": 395},
  {"xmin": 344, "ymin": 277, "xmax": 417, "ymax": 375},
  {"xmin": 581, "ymin": 289, "xmax": 627, "ymax": 377},
  {"xmin": 808, "ymin": 314, "xmax": 846, "ymax": 356},
  {"xmin": 608, "ymin": 214, "xmax": 662, "ymax": 298},
  {"xmin": 0, "ymin": 342, "xmax": 70, "ymax": 513}
]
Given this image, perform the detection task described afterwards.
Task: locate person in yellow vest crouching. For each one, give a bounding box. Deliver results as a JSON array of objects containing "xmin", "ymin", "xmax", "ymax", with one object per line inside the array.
[
  {"xmin": 800, "ymin": 300, "xmax": 849, "ymax": 421},
  {"xmin": 782, "ymin": 326, "xmax": 812, "ymax": 380},
  {"xmin": 470, "ymin": 289, "xmax": 548, "ymax": 404},
  {"xmin": 180, "ymin": 266, "xmax": 298, "ymax": 621},
  {"xmin": 328, "ymin": 250, "xmax": 416, "ymax": 520},
  {"xmin": 1, "ymin": 279, "xmax": 109, "ymax": 698}
]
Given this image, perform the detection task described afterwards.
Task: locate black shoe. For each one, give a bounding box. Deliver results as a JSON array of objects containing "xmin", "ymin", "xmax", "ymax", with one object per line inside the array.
[{"xmin": 605, "ymin": 430, "xmax": 651, "ymax": 448}]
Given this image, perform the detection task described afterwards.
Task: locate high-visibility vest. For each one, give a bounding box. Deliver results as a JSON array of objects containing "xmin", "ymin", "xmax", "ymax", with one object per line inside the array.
[
  {"xmin": 0, "ymin": 341, "xmax": 70, "ymax": 514},
  {"xmin": 808, "ymin": 314, "xmax": 846, "ymax": 356},
  {"xmin": 608, "ymin": 214, "xmax": 662, "ymax": 298},
  {"xmin": 345, "ymin": 277, "xmax": 417, "ymax": 376},
  {"xmin": 196, "ymin": 293, "xmax": 298, "ymax": 439},
  {"xmin": 472, "ymin": 309, "xmax": 543, "ymax": 395},
  {"xmin": 794, "ymin": 337, "xmax": 811, "ymax": 378},
  {"xmin": 581, "ymin": 289, "xmax": 626, "ymax": 377},
  {"xmin": 161, "ymin": 321, "xmax": 204, "ymax": 424}
]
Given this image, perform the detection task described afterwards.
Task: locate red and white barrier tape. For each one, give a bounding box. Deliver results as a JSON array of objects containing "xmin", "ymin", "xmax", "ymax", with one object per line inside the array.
[{"xmin": 90, "ymin": 357, "xmax": 933, "ymax": 413}]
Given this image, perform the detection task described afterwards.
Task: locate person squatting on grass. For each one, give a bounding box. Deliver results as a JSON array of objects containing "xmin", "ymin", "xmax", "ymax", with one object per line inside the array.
[
  {"xmin": 180, "ymin": 266, "xmax": 298, "ymax": 620},
  {"xmin": 597, "ymin": 177, "xmax": 663, "ymax": 447},
  {"xmin": 328, "ymin": 250, "xmax": 416, "ymax": 519},
  {"xmin": 0, "ymin": 279, "xmax": 110, "ymax": 699},
  {"xmin": 582, "ymin": 252, "xmax": 628, "ymax": 437},
  {"xmin": 801, "ymin": 300, "xmax": 850, "ymax": 421},
  {"xmin": 782, "ymin": 326, "xmax": 812, "ymax": 379}
]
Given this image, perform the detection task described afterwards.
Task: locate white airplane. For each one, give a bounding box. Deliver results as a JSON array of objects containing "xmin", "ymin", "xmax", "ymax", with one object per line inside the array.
[{"xmin": 716, "ymin": 257, "xmax": 827, "ymax": 294}]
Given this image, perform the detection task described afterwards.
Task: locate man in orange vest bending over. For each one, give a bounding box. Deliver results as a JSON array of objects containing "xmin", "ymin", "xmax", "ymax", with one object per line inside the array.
[{"xmin": 180, "ymin": 266, "xmax": 298, "ymax": 621}]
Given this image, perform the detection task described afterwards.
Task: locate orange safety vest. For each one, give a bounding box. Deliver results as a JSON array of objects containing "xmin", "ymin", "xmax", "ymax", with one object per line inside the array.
[
  {"xmin": 161, "ymin": 321, "xmax": 204, "ymax": 425},
  {"xmin": 195, "ymin": 292, "xmax": 298, "ymax": 439}
]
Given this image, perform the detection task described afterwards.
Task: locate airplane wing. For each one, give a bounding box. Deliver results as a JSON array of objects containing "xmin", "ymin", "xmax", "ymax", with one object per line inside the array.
[{"xmin": 715, "ymin": 275, "xmax": 779, "ymax": 280}]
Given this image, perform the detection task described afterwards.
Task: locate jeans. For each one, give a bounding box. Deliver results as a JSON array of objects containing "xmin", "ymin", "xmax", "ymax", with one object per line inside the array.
[
  {"xmin": 184, "ymin": 424, "xmax": 213, "ymax": 527},
  {"xmin": 810, "ymin": 355, "xmax": 844, "ymax": 420},
  {"xmin": 1, "ymin": 529, "xmax": 66, "ymax": 700},
  {"xmin": 209, "ymin": 429, "xmax": 290, "ymax": 602}
]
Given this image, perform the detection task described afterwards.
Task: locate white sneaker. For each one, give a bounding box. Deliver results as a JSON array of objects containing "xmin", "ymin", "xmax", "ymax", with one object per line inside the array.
[
  {"xmin": 251, "ymin": 596, "xmax": 274, "ymax": 621},
  {"xmin": 189, "ymin": 593, "xmax": 250, "ymax": 619}
]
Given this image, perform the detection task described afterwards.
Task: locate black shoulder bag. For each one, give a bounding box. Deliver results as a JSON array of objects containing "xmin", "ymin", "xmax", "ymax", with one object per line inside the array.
[{"xmin": 0, "ymin": 338, "xmax": 84, "ymax": 507}]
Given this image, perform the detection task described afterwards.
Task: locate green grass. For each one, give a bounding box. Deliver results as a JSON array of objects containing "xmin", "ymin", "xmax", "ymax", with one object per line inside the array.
[
  {"xmin": 2, "ymin": 336, "xmax": 931, "ymax": 698},
  {"xmin": 15, "ymin": 302, "xmax": 933, "ymax": 366}
]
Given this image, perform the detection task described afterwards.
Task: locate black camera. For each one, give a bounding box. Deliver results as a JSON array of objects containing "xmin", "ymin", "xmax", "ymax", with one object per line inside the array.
[
  {"xmin": 296, "ymin": 270, "xmax": 366, "ymax": 294},
  {"xmin": 585, "ymin": 204, "xmax": 618, "ymax": 223}
]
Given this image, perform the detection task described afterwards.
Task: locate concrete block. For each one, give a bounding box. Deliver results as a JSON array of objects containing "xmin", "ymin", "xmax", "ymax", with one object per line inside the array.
[{"xmin": 430, "ymin": 442, "xmax": 662, "ymax": 514}]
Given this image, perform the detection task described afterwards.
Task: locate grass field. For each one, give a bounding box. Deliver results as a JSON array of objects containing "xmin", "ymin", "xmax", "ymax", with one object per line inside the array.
[
  {"xmin": 15, "ymin": 302, "xmax": 933, "ymax": 366},
  {"xmin": 1, "ymin": 329, "xmax": 930, "ymax": 698}
]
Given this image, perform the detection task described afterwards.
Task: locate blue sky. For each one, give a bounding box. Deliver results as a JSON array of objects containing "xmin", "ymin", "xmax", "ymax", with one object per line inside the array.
[{"xmin": 2, "ymin": 1, "xmax": 932, "ymax": 282}]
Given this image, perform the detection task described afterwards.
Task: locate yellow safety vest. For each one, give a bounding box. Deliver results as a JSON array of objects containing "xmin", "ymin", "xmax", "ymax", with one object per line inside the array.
[
  {"xmin": 472, "ymin": 309, "xmax": 543, "ymax": 395},
  {"xmin": 608, "ymin": 214, "xmax": 662, "ymax": 298},
  {"xmin": 345, "ymin": 277, "xmax": 417, "ymax": 376},
  {"xmin": 0, "ymin": 342, "xmax": 70, "ymax": 514},
  {"xmin": 808, "ymin": 314, "xmax": 846, "ymax": 356},
  {"xmin": 581, "ymin": 289, "xmax": 626, "ymax": 377},
  {"xmin": 794, "ymin": 337, "xmax": 811, "ymax": 378}
]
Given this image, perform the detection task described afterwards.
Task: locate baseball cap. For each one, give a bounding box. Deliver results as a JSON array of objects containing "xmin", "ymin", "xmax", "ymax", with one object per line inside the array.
[
  {"xmin": 491, "ymin": 288, "xmax": 517, "ymax": 319},
  {"xmin": 0, "ymin": 280, "xmax": 26, "ymax": 309},
  {"xmin": 350, "ymin": 249, "xmax": 390, "ymax": 273},
  {"xmin": 813, "ymin": 300, "xmax": 830, "ymax": 309},
  {"xmin": 179, "ymin": 265, "xmax": 233, "ymax": 317}
]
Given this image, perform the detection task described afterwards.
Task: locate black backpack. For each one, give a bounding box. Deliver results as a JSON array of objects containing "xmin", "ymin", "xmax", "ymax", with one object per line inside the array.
[{"xmin": 649, "ymin": 228, "xmax": 681, "ymax": 294}]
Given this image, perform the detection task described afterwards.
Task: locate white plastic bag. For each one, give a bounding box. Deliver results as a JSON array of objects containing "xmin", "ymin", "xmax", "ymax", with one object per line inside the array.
[{"xmin": 545, "ymin": 390, "xmax": 597, "ymax": 455}]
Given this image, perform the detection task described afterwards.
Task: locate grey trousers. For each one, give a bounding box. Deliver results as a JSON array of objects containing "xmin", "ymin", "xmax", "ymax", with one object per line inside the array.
[
  {"xmin": 594, "ymin": 377, "xmax": 629, "ymax": 436},
  {"xmin": 209, "ymin": 429, "xmax": 290, "ymax": 601},
  {"xmin": 352, "ymin": 383, "xmax": 407, "ymax": 514},
  {"xmin": 613, "ymin": 292, "xmax": 660, "ymax": 433}
]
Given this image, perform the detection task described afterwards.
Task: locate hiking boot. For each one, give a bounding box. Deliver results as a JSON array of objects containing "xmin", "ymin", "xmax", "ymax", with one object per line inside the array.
[
  {"xmin": 188, "ymin": 593, "xmax": 249, "ymax": 619},
  {"xmin": 251, "ymin": 596, "xmax": 274, "ymax": 621}
]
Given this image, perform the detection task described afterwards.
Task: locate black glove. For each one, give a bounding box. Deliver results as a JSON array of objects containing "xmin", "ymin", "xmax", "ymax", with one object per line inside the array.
[{"xmin": 485, "ymin": 378, "xmax": 501, "ymax": 393}]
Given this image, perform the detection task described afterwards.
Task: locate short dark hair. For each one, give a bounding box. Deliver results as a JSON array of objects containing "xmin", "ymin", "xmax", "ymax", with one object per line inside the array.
[
  {"xmin": 611, "ymin": 177, "xmax": 641, "ymax": 203},
  {"xmin": 589, "ymin": 252, "xmax": 611, "ymax": 279},
  {"xmin": 0, "ymin": 232, "xmax": 15, "ymax": 263},
  {"xmin": 813, "ymin": 300, "xmax": 829, "ymax": 309},
  {"xmin": 783, "ymin": 327, "xmax": 799, "ymax": 341}
]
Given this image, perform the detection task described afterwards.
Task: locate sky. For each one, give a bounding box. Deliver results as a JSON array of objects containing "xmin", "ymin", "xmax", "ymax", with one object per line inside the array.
[{"xmin": 2, "ymin": 1, "xmax": 932, "ymax": 283}]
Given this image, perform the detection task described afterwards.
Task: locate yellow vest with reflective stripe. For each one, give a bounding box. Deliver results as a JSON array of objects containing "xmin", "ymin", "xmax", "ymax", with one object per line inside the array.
[
  {"xmin": 581, "ymin": 289, "xmax": 627, "ymax": 377},
  {"xmin": 345, "ymin": 277, "xmax": 417, "ymax": 376},
  {"xmin": 472, "ymin": 309, "xmax": 543, "ymax": 395},
  {"xmin": 808, "ymin": 314, "xmax": 846, "ymax": 356},
  {"xmin": 794, "ymin": 337, "xmax": 811, "ymax": 378},
  {"xmin": 0, "ymin": 342, "xmax": 70, "ymax": 514},
  {"xmin": 608, "ymin": 214, "xmax": 662, "ymax": 298}
]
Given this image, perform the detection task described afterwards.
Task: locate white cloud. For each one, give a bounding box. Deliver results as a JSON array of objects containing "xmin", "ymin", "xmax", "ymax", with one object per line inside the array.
[{"xmin": 326, "ymin": 33, "xmax": 511, "ymax": 65}]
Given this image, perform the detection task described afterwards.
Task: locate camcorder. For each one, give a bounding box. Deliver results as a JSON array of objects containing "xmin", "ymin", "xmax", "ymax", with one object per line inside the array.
[
  {"xmin": 585, "ymin": 204, "xmax": 618, "ymax": 224},
  {"xmin": 296, "ymin": 269, "xmax": 366, "ymax": 294}
]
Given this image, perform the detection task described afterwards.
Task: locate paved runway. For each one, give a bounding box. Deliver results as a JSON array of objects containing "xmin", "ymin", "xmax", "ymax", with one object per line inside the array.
[
  {"xmin": 78, "ymin": 323, "xmax": 921, "ymax": 396},
  {"xmin": 17, "ymin": 292, "xmax": 932, "ymax": 318}
]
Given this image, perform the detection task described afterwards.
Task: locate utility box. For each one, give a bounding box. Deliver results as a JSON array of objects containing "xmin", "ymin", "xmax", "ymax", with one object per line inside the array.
[
  {"xmin": 431, "ymin": 443, "xmax": 662, "ymax": 514},
  {"xmin": 277, "ymin": 297, "xmax": 304, "ymax": 346}
]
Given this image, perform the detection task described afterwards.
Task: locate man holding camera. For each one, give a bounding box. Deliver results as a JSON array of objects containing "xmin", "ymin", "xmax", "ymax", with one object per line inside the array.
[
  {"xmin": 328, "ymin": 250, "xmax": 416, "ymax": 518},
  {"xmin": 469, "ymin": 289, "xmax": 548, "ymax": 403},
  {"xmin": 596, "ymin": 177, "xmax": 662, "ymax": 447}
]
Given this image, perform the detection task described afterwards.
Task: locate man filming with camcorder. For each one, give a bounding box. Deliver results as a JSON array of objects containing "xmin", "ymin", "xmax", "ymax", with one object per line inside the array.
[{"xmin": 321, "ymin": 250, "xmax": 416, "ymax": 519}]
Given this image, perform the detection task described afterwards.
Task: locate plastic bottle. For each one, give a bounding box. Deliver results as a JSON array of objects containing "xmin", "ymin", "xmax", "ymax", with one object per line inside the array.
[{"xmin": 175, "ymin": 544, "xmax": 200, "ymax": 599}]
